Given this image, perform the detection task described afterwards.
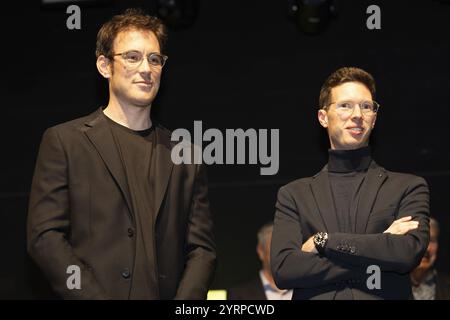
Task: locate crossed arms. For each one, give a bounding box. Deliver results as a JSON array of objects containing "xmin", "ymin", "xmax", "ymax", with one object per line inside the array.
[{"xmin": 271, "ymin": 178, "xmax": 430, "ymax": 290}]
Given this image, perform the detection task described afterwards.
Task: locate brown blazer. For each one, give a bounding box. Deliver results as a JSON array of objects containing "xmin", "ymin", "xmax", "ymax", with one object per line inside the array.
[
  {"xmin": 27, "ymin": 108, "xmax": 217, "ymax": 299},
  {"xmin": 271, "ymin": 162, "xmax": 430, "ymax": 299}
]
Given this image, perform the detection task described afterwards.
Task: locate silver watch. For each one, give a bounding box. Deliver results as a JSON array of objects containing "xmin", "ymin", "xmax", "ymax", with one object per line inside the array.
[{"xmin": 313, "ymin": 232, "xmax": 328, "ymax": 255}]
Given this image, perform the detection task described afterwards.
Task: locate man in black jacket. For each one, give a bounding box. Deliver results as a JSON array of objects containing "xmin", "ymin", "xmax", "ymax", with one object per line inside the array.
[
  {"xmin": 271, "ymin": 67, "xmax": 429, "ymax": 299},
  {"xmin": 27, "ymin": 9, "xmax": 216, "ymax": 299}
]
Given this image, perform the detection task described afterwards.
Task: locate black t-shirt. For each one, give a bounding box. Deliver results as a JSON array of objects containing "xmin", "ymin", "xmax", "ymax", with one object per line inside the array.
[{"xmin": 105, "ymin": 115, "xmax": 159, "ymax": 299}]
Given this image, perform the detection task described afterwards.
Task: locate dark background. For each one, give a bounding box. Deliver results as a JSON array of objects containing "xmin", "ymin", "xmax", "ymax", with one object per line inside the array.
[{"xmin": 1, "ymin": 0, "xmax": 450, "ymax": 299}]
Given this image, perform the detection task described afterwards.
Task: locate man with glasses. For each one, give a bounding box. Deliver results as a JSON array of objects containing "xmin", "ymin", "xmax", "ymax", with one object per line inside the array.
[
  {"xmin": 271, "ymin": 67, "xmax": 430, "ymax": 299},
  {"xmin": 27, "ymin": 8, "xmax": 216, "ymax": 299}
]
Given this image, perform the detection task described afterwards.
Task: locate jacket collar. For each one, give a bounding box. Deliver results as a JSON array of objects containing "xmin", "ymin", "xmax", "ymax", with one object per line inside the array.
[
  {"xmin": 83, "ymin": 107, "xmax": 174, "ymax": 224},
  {"xmin": 309, "ymin": 161, "xmax": 388, "ymax": 234}
]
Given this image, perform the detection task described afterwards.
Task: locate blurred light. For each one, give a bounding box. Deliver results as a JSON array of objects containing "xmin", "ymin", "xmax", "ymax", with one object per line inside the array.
[
  {"xmin": 207, "ymin": 290, "xmax": 227, "ymax": 300},
  {"xmin": 157, "ymin": 0, "xmax": 199, "ymax": 29},
  {"xmin": 287, "ymin": 0, "xmax": 337, "ymax": 34}
]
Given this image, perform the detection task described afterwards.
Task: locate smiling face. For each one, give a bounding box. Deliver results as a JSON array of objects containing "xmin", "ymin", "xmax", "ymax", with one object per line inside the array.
[
  {"xmin": 318, "ymin": 82, "xmax": 377, "ymax": 150},
  {"xmin": 101, "ymin": 29, "xmax": 163, "ymax": 108}
]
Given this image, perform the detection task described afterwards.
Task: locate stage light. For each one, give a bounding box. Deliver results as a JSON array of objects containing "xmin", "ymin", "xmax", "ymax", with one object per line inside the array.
[
  {"xmin": 157, "ymin": 0, "xmax": 199, "ymax": 29},
  {"xmin": 287, "ymin": 0, "xmax": 337, "ymax": 34}
]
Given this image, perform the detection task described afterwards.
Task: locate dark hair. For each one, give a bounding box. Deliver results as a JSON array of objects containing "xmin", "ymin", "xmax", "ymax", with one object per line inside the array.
[
  {"xmin": 319, "ymin": 67, "xmax": 376, "ymax": 109},
  {"xmin": 95, "ymin": 8, "xmax": 167, "ymax": 59}
]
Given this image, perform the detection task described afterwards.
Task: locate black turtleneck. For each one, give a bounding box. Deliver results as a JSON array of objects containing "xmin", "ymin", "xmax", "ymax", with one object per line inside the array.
[{"xmin": 328, "ymin": 146, "xmax": 372, "ymax": 233}]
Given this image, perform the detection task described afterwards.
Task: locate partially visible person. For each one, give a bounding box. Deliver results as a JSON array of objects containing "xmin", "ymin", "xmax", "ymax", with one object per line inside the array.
[
  {"xmin": 228, "ymin": 223, "xmax": 293, "ymax": 300},
  {"xmin": 411, "ymin": 218, "xmax": 450, "ymax": 300}
]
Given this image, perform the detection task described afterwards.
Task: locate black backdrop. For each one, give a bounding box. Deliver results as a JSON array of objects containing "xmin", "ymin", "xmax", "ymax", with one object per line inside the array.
[{"xmin": 1, "ymin": 0, "xmax": 450, "ymax": 299}]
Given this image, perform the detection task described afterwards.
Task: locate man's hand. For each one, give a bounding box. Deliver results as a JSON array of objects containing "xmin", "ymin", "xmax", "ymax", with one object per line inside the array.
[
  {"xmin": 301, "ymin": 236, "xmax": 318, "ymax": 253},
  {"xmin": 302, "ymin": 216, "xmax": 418, "ymax": 253},
  {"xmin": 383, "ymin": 216, "xmax": 419, "ymax": 235}
]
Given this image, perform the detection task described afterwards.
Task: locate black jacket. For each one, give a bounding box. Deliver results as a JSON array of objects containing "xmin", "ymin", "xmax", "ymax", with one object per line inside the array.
[
  {"xmin": 228, "ymin": 277, "xmax": 267, "ymax": 300},
  {"xmin": 27, "ymin": 108, "xmax": 217, "ymax": 299},
  {"xmin": 271, "ymin": 161, "xmax": 430, "ymax": 299}
]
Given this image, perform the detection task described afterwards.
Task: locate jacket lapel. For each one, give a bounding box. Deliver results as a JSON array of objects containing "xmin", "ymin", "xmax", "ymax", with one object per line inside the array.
[
  {"xmin": 354, "ymin": 162, "xmax": 388, "ymax": 233},
  {"xmin": 309, "ymin": 166, "xmax": 339, "ymax": 233},
  {"xmin": 152, "ymin": 125, "xmax": 174, "ymax": 225},
  {"xmin": 83, "ymin": 108, "xmax": 134, "ymax": 221}
]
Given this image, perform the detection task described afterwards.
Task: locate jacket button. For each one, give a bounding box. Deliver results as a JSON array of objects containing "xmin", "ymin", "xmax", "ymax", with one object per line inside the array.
[
  {"xmin": 121, "ymin": 268, "xmax": 131, "ymax": 279},
  {"xmin": 127, "ymin": 228, "xmax": 134, "ymax": 237}
]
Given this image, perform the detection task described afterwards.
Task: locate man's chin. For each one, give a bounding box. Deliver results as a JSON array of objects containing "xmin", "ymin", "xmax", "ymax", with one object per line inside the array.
[
  {"xmin": 131, "ymin": 97, "xmax": 155, "ymax": 108},
  {"xmin": 129, "ymin": 90, "xmax": 157, "ymax": 106},
  {"xmin": 338, "ymin": 141, "xmax": 366, "ymax": 150},
  {"xmin": 344, "ymin": 136, "xmax": 369, "ymax": 149}
]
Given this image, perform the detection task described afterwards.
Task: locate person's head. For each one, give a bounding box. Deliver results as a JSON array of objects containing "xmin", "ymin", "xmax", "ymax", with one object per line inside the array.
[
  {"xmin": 318, "ymin": 67, "xmax": 379, "ymax": 150},
  {"xmin": 418, "ymin": 218, "xmax": 440, "ymax": 270},
  {"xmin": 256, "ymin": 223, "xmax": 273, "ymax": 274},
  {"xmin": 95, "ymin": 8, "xmax": 167, "ymax": 108}
]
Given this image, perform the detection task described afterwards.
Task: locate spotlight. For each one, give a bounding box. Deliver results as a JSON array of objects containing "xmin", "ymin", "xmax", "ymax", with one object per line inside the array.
[
  {"xmin": 287, "ymin": 0, "xmax": 337, "ymax": 34},
  {"xmin": 157, "ymin": 0, "xmax": 199, "ymax": 29}
]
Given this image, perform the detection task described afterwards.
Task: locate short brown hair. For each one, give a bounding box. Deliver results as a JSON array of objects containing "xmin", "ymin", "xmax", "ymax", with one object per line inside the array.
[
  {"xmin": 319, "ymin": 67, "xmax": 376, "ymax": 109},
  {"xmin": 95, "ymin": 8, "xmax": 167, "ymax": 59}
]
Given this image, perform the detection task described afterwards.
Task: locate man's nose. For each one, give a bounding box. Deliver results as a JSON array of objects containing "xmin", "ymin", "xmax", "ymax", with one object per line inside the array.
[
  {"xmin": 139, "ymin": 57, "xmax": 152, "ymax": 72},
  {"xmin": 351, "ymin": 104, "xmax": 363, "ymax": 119}
]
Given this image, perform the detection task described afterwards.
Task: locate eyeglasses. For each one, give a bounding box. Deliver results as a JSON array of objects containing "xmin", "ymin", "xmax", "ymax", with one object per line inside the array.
[
  {"xmin": 112, "ymin": 50, "xmax": 168, "ymax": 69},
  {"xmin": 324, "ymin": 100, "xmax": 380, "ymax": 115}
]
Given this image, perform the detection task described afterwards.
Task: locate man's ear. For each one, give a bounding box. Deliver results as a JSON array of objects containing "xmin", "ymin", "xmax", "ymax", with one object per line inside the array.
[
  {"xmin": 371, "ymin": 113, "xmax": 377, "ymax": 129},
  {"xmin": 96, "ymin": 55, "xmax": 112, "ymax": 79},
  {"xmin": 318, "ymin": 109, "xmax": 328, "ymax": 128}
]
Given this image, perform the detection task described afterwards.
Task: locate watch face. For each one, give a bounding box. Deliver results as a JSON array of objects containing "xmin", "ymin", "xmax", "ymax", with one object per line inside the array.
[
  {"xmin": 314, "ymin": 234, "xmax": 322, "ymax": 246},
  {"xmin": 314, "ymin": 233, "xmax": 327, "ymax": 249}
]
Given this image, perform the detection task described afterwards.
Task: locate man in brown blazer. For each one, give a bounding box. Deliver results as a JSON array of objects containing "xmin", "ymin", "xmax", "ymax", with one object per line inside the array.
[
  {"xmin": 271, "ymin": 67, "xmax": 430, "ymax": 299},
  {"xmin": 27, "ymin": 9, "xmax": 216, "ymax": 300}
]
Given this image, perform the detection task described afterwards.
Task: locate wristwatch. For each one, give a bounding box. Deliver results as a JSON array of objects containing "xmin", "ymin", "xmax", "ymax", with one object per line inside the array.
[{"xmin": 313, "ymin": 232, "xmax": 328, "ymax": 255}]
